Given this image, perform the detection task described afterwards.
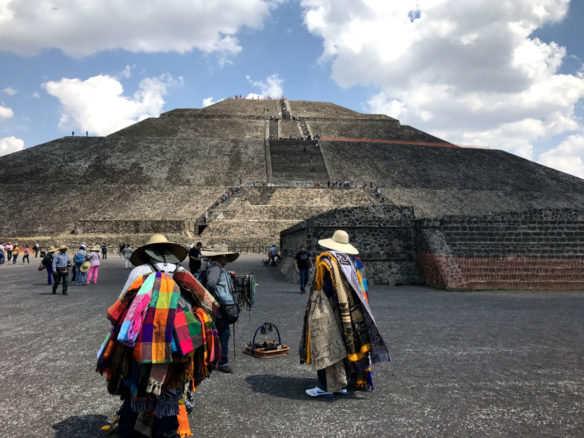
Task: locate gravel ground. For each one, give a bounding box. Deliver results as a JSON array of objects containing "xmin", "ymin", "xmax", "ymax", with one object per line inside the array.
[{"xmin": 0, "ymin": 254, "xmax": 582, "ymax": 437}]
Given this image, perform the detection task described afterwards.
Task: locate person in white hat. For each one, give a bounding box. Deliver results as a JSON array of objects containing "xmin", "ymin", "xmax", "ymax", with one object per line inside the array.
[
  {"xmin": 300, "ymin": 230, "xmax": 390, "ymax": 398},
  {"xmin": 86, "ymin": 246, "xmax": 101, "ymax": 284}
]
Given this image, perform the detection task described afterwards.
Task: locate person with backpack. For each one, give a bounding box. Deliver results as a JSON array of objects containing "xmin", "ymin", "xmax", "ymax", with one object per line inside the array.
[
  {"xmin": 200, "ymin": 245, "xmax": 240, "ymax": 373},
  {"xmin": 73, "ymin": 245, "xmax": 88, "ymax": 286}
]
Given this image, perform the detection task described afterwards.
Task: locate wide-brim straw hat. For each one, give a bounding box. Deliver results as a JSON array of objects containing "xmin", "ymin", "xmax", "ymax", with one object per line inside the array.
[
  {"xmin": 47, "ymin": 246, "xmax": 57, "ymax": 254},
  {"xmin": 201, "ymin": 245, "xmax": 239, "ymax": 263},
  {"xmin": 318, "ymin": 230, "xmax": 359, "ymax": 255},
  {"xmin": 130, "ymin": 233, "xmax": 188, "ymax": 266},
  {"xmin": 58, "ymin": 245, "xmax": 68, "ymax": 251},
  {"xmin": 90, "ymin": 246, "xmax": 100, "ymax": 251},
  {"xmin": 80, "ymin": 261, "xmax": 91, "ymax": 272}
]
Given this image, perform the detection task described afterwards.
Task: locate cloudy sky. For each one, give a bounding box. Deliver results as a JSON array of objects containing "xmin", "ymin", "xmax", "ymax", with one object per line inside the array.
[{"xmin": 1, "ymin": 0, "xmax": 583, "ymax": 178}]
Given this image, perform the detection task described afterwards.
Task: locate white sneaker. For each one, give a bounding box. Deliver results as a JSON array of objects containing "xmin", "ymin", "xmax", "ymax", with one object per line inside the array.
[{"xmin": 305, "ymin": 387, "xmax": 333, "ymax": 398}]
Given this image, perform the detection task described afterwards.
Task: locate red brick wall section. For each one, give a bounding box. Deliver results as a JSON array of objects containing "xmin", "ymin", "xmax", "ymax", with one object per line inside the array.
[{"xmin": 420, "ymin": 253, "xmax": 584, "ymax": 290}]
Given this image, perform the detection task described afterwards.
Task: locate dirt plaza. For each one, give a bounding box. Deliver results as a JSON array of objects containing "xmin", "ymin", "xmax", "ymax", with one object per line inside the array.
[{"xmin": 0, "ymin": 255, "xmax": 582, "ymax": 437}]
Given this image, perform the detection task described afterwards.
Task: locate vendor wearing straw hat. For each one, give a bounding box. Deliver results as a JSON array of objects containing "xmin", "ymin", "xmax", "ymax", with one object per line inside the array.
[
  {"xmin": 119, "ymin": 233, "xmax": 189, "ymax": 295},
  {"xmin": 201, "ymin": 244, "xmax": 240, "ymax": 373},
  {"xmin": 300, "ymin": 230, "xmax": 390, "ymax": 398}
]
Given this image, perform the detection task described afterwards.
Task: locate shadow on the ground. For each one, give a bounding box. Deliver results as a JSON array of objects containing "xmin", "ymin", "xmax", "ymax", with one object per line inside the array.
[
  {"xmin": 245, "ymin": 374, "xmax": 366, "ymax": 401},
  {"xmin": 53, "ymin": 414, "xmax": 108, "ymax": 438}
]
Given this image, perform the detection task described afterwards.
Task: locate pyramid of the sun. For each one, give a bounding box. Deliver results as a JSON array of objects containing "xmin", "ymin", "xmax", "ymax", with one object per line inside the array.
[{"xmin": 1, "ymin": 99, "xmax": 584, "ymax": 289}]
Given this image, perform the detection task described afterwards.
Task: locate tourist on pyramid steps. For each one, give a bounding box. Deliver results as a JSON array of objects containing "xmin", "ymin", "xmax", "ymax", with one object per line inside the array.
[
  {"xmin": 73, "ymin": 245, "xmax": 88, "ymax": 285},
  {"xmin": 52, "ymin": 245, "xmax": 70, "ymax": 295},
  {"xmin": 12, "ymin": 244, "xmax": 19, "ymax": 264},
  {"xmin": 22, "ymin": 245, "xmax": 30, "ymax": 264},
  {"xmin": 5, "ymin": 242, "xmax": 12, "ymax": 261},
  {"xmin": 0, "ymin": 242, "xmax": 5, "ymax": 264},
  {"xmin": 33, "ymin": 242, "xmax": 40, "ymax": 258},
  {"xmin": 121, "ymin": 244, "xmax": 133, "ymax": 269},
  {"xmin": 188, "ymin": 241, "xmax": 203, "ymax": 277},
  {"xmin": 300, "ymin": 230, "xmax": 390, "ymax": 398},
  {"xmin": 268, "ymin": 244, "xmax": 279, "ymax": 266},
  {"xmin": 98, "ymin": 233, "xmax": 220, "ymax": 438},
  {"xmin": 86, "ymin": 246, "xmax": 101, "ymax": 284},
  {"xmin": 200, "ymin": 245, "xmax": 240, "ymax": 374},
  {"xmin": 42, "ymin": 247, "xmax": 56, "ymax": 285},
  {"xmin": 295, "ymin": 246, "xmax": 313, "ymax": 294}
]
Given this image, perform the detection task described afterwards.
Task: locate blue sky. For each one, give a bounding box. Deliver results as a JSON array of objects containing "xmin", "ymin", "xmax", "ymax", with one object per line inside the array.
[{"xmin": 1, "ymin": 0, "xmax": 583, "ymax": 178}]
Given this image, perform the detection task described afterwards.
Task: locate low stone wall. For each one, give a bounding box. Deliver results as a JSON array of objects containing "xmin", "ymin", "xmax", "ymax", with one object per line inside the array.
[
  {"xmin": 280, "ymin": 205, "xmax": 421, "ymax": 285},
  {"xmin": 74, "ymin": 220, "xmax": 195, "ymax": 236},
  {"xmin": 418, "ymin": 209, "xmax": 584, "ymax": 290}
]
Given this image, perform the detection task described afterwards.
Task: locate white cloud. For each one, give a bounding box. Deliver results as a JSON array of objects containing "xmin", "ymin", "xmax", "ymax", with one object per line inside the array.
[
  {"xmin": 246, "ymin": 73, "xmax": 284, "ymax": 98},
  {"xmin": 0, "ymin": 136, "xmax": 24, "ymax": 156},
  {"xmin": 31, "ymin": 92, "xmax": 40, "ymax": 99},
  {"xmin": 301, "ymin": 0, "xmax": 584, "ymax": 159},
  {"xmin": 0, "ymin": 0, "xmax": 278, "ymax": 58},
  {"xmin": 0, "ymin": 105, "xmax": 13, "ymax": 119},
  {"xmin": 116, "ymin": 65, "xmax": 133, "ymax": 80},
  {"xmin": 43, "ymin": 73, "xmax": 182, "ymax": 136},
  {"xmin": 538, "ymin": 134, "xmax": 584, "ymax": 178},
  {"xmin": 3, "ymin": 87, "xmax": 16, "ymax": 96},
  {"xmin": 203, "ymin": 97, "xmax": 224, "ymax": 107}
]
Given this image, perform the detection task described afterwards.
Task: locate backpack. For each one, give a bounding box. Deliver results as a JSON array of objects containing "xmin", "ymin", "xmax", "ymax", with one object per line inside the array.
[
  {"xmin": 199, "ymin": 267, "xmax": 239, "ymax": 324},
  {"xmin": 74, "ymin": 252, "xmax": 85, "ymax": 264}
]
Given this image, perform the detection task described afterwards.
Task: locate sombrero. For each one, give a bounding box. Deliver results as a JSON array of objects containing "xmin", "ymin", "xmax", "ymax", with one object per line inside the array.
[
  {"xmin": 80, "ymin": 261, "xmax": 91, "ymax": 272},
  {"xmin": 47, "ymin": 246, "xmax": 57, "ymax": 254},
  {"xmin": 201, "ymin": 245, "xmax": 239, "ymax": 263},
  {"xmin": 130, "ymin": 234, "xmax": 188, "ymax": 266},
  {"xmin": 58, "ymin": 245, "xmax": 68, "ymax": 251},
  {"xmin": 318, "ymin": 230, "xmax": 359, "ymax": 255},
  {"xmin": 90, "ymin": 245, "xmax": 100, "ymax": 251}
]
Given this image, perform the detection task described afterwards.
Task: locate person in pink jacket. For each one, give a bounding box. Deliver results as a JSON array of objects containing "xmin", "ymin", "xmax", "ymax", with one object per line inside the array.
[{"xmin": 86, "ymin": 246, "xmax": 101, "ymax": 284}]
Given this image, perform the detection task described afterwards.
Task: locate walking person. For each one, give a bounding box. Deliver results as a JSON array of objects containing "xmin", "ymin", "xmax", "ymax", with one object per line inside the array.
[
  {"xmin": 73, "ymin": 245, "xmax": 88, "ymax": 285},
  {"xmin": 52, "ymin": 245, "xmax": 70, "ymax": 295},
  {"xmin": 12, "ymin": 243, "xmax": 19, "ymax": 264},
  {"xmin": 295, "ymin": 246, "xmax": 314, "ymax": 294},
  {"xmin": 22, "ymin": 245, "xmax": 30, "ymax": 264},
  {"xmin": 0, "ymin": 242, "xmax": 4, "ymax": 264},
  {"xmin": 5, "ymin": 242, "xmax": 12, "ymax": 261},
  {"xmin": 101, "ymin": 242, "xmax": 107, "ymax": 260},
  {"xmin": 121, "ymin": 244, "xmax": 133, "ymax": 269},
  {"xmin": 33, "ymin": 242, "xmax": 40, "ymax": 258},
  {"xmin": 299, "ymin": 230, "xmax": 390, "ymax": 397},
  {"xmin": 188, "ymin": 241, "xmax": 203, "ymax": 277},
  {"xmin": 86, "ymin": 246, "xmax": 101, "ymax": 284},
  {"xmin": 42, "ymin": 247, "xmax": 56, "ymax": 285}
]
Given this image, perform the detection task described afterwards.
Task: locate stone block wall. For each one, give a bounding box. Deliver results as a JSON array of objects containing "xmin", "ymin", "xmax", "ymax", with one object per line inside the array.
[
  {"xmin": 280, "ymin": 205, "xmax": 421, "ymax": 285},
  {"xmin": 74, "ymin": 219, "xmax": 194, "ymax": 235},
  {"xmin": 418, "ymin": 209, "xmax": 584, "ymax": 290}
]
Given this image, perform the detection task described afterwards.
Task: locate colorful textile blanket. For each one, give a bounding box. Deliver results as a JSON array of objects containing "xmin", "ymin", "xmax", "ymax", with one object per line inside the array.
[
  {"xmin": 173, "ymin": 271, "xmax": 219, "ymax": 315},
  {"xmin": 118, "ymin": 272, "xmax": 156, "ymax": 347},
  {"xmin": 132, "ymin": 272, "xmax": 181, "ymax": 364},
  {"xmin": 328, "ymin": 251, "xmax": 390, "ymax": 364},
  {"xmin": 173, "ymin": 307, "xmax": 203, "ymax": 356}
]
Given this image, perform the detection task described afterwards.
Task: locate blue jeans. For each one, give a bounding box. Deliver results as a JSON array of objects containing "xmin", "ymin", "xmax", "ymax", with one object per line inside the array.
[
  {"xmin": 47, "ymin": 269, "xmax": 56, "ymax": 285},
  {"xmin": 0, "ymin": 252, "xmax": 4, "ymax": 264},
  {"xmin": 215, "ymin": 314, "xmax": 230, "ymax": 366},
  {"xmin": 75, "ymin": 263, "xmax": 85, "ymax": 285},
  {"xmin": 299, "ymin": 268, "xmax": 309, "ymax": 292},
  {"xmin": 12, "ymin": 254, "xmax": 18, "ymax": 264}
]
